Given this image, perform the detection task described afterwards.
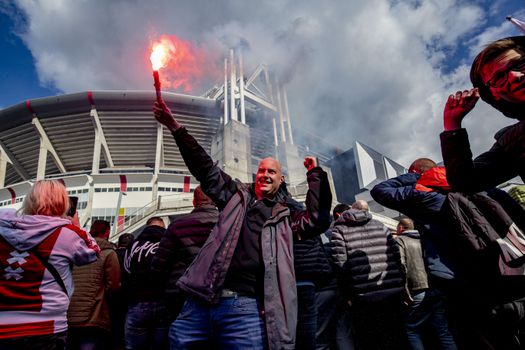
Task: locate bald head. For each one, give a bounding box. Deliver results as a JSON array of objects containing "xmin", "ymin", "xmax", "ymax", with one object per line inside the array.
[
  {"xmin": 254, "ymin": 157, "xmax": 285, "ymax": 199},
  {"xmin": 351, "ymin": 199, "xmax": 369, "ymax": 211},
  {"xmin": 397, "ymin": 217, "xmax": 414, "ymax": 235},
  {"xmin": 408, "ymin": 158, "xmax": 437, "ymax": 175}
]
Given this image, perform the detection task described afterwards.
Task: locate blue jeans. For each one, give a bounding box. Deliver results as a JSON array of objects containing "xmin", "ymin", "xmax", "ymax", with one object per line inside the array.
[
  {"xmin": 315, "ymin": 288, "xmax": 356, "ymax": 350},
  {"xmin": 296, "ymin": 282, "xmax": 316, "ymax": 350},
  {"xmin": 404, "ymin": 289, "xmax": 457, "ymax": 350},
  {"xmin": 125, "ymin": 301, "xmax": 170, "ymax": 350},
  {"xmin": 169, "ymin": 295, "xmax": 267, "ymax": 350}
]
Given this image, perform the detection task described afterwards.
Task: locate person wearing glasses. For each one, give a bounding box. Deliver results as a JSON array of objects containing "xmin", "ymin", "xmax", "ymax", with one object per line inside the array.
[{"xmin": 440, "ymin": 36, "xmax": 525, "ymax": 192}]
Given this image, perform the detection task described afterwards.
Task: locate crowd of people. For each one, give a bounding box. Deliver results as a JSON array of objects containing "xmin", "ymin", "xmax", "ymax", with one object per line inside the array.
[{"xmin": 0, "ymin": 35, "xmax": 525, "ymax": 350}]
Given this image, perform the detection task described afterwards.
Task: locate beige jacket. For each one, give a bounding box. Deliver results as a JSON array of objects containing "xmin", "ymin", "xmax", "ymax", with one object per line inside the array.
[{"xmin": 67, "ymin": 238, "xmax": 121, "ymax": 331}]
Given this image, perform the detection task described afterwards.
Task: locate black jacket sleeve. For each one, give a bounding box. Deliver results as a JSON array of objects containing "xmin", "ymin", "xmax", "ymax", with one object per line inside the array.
[
  {"xmin": 440, "ymin": 128, "xmax": 517, "ymax": 192},
  {"xmin": 290, "ymin": 167, "xmax": 332, "ymax": 239},
  {"xmin": 370, "ymin": 173, "xmax": 445, "ymax": 225},
  {"xmin": 172, "ymin": 127, "xmax": 238, "ymax": 210}
]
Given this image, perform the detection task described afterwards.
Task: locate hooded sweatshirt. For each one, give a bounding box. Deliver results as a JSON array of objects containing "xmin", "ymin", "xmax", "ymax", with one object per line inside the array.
[{"xmin": 0, "ymin": 209, "xmax": 99, "ymax": 339}]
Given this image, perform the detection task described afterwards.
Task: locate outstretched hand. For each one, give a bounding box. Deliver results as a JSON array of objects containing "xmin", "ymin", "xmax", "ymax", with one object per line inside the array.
[
  {"xmin": 303, "ymin": 156, "xmax": 318, "ymax": 172},
  {"xmin": 153, "ymin": 99, "xmax": 181, "ymax": 132},
  {"xmin": 443, "ymin": 88, "xmax": 479, "ymax": 131}
]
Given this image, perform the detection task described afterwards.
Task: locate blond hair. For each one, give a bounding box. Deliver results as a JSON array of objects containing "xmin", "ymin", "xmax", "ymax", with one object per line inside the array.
[{"xmin": 22, "ymin": 180, "xmax": 69, "ymax": 217}]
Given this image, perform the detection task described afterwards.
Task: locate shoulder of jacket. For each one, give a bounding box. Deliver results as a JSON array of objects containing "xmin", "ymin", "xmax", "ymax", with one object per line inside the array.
[{"xmin": 494, "ymin": 121, "xmax": 523, "ymax": 140}]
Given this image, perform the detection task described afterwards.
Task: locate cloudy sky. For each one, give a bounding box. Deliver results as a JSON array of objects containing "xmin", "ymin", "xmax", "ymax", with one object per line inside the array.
[{"xmin": 1, "ymin": 0, "xmax": 524, "ymax": 167}]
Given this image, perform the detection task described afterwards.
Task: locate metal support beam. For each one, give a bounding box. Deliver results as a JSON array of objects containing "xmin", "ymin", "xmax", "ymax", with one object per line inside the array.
[
  {"xmin": 283, "ymin": 87, "xmax": 294, "ymax": 145},
  {"xmin": 0, "ymin": 155, "xmax": 7, "ymax": 188},
  {"xmin": 245, "ymin": 64, "xmax": 265, "ymax": 88},
  {"xmin": 224, "ymin": 58, "xmax": 229, "ymax": 125},
  {"xmin": 276, "ymin": 85, "xmax": 287, "ymax": 143},
  {"xmin": 154, "ymin": 124, "xmax": 164, "ymax": 174},
  {"xmin": 36, "ymin": 139, "xmax": 47, "ymax": 180},
  {"xmin": 32, "ymin": 117, "xmax": 66, "ymax": 174},
  {"xmin": 239, "ymin": 52, "xmax": 246, "ymax": 124},
  {"xmin": 80, "ymin": 175, "xmax": 95, "ymax": 227},
  {"xmin": 90, "ymin": 108, "xmax": 114, "ymax": 174},
  {"xmin": 229, "ymin": 49, "xmax": 238, "ymax": 122},
  {"xmin": 0, "ymin": 141, "xmax": 29, "ymax": 181},
  {"xmin": 243, "ymin": 91, "xmax": 278, "ymax": 112},
  {"xmin": 152, "ymin": 123, "xmax": 164, "ymax": 201}
]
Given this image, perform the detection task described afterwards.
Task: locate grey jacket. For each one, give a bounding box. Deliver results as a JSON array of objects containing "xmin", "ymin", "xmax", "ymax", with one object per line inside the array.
[
  {"xmin": 396, "ymin": 230, "xmax": 429, "ymax": 295},
  {"xmin": 173, "ymin": 127, "xmax": 332, "ymax": 350}
]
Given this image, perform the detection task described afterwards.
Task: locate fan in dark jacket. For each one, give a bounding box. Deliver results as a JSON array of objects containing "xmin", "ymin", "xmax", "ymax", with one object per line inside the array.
[
  {"xmin": 440, "ymin": 36, "xmax": 525, "ymax": 193},
  {"xmin": 371, "ymin": 160, "xmax": 525, "ymax": 349},
  {"xmin": 153, "ymin": 98, "xmax": 332, "ymax": 350},
  {"xmin": 151, "ymin": 186, "xmax": 219, "ymax": 320},
  {"xmin": 292, "ymin": 217, "xmax": 334, "ymax": 350},
  {"xmin": 123, "ymin": 217, "xmax": 170, "ymax": 350},
  {"xmin": 329, "ymin": 200, "xmax": 405, "ymax": 350}
]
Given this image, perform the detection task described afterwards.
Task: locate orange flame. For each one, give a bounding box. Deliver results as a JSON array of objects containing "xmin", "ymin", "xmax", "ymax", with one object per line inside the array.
[
  {"xmin": 150, "ymin": 39, "xmax": 175, "ymax": 71},
  {"xmin": 149, "ymin": 34, "xmax": 221, "ymax": 93}
]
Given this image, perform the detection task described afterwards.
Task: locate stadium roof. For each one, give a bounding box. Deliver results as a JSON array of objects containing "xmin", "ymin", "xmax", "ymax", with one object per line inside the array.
[{"xmin": 0, "ymin": 91, "xmax": 221, "ymax": 186}]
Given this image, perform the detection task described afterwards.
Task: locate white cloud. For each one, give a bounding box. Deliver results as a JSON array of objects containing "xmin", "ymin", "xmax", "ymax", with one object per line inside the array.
[{"xmin": 9, "ymin": 0, "xmax": 521, "ymax": 167}]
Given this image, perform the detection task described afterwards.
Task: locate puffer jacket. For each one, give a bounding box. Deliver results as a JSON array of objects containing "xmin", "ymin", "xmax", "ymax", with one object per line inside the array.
[
  {"xmin": 173, "ymin": 126, "xmax": 332, "ymax": 350},
  {"xmin": 396, "ymin": 230, "xmax": 429, "ymax": 295},
  {"xmin": 0, "ymin": 209, "xmax": 99, "ymax": 339},
  {"xmin": 329, "ymin": 209, "xmax": 404, "ymax": 303},
  {"xmin": 151, "ymin": 204, "xmax": 219, "ymax": 299},
  {"xmin": 440, "ymin": 121, "xmax": 525, "ymax": 192},
  {"xmin": 67, "ymin": 238, "xmax": 120, "ymax": 331},
  {"xmin": 293, "ymin": 235, "xmax": 334, "ymax": 289}
]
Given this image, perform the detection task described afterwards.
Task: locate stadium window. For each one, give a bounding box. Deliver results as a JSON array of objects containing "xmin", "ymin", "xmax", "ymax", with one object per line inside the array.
[
  {"xmin": 146, "ymin": 187, "xmax": 152, "ymax": 191},
  {"xmin": 102, "ymin": 188, "xmax": 108, "ymax": 192},
  {"xmin": 95, "ymin": 188, "xmax": 101, "ymax": 193}
]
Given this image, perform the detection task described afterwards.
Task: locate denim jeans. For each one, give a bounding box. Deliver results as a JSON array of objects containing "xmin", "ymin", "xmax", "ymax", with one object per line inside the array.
[
  {"xmin": 404, "ymin": 289, "xmax": 457, "ymax": 350},
  {"xmin": 296, "ymin": 282, "xmax": 317, "ymax": 350},
  {"xmin": 169, "ymin": 295, "xmax": 267, "ymax": 350},
  {"xmin": 315, "ymin": 288, "xmax": 356, "ymax": 350},
  {"xmin": 125, "ymin": 301, "xmax": 170, "ymax": 350}
]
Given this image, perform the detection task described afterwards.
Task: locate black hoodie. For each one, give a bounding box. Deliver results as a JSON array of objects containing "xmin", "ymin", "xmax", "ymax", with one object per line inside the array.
[{"xmin": 123, "ymin": 225, "xmax": 165, "ymax": 302}]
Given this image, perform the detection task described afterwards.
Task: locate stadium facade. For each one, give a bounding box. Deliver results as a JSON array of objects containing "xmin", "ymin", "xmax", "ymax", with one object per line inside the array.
[{"xmin": 0, "ymin": 53, "xmax": 401, "ymax": 239}]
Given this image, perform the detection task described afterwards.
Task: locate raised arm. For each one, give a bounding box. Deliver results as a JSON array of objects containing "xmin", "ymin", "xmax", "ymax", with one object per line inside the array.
[
  {"xmin": 291, "ymin": 157, "xmax": 332, "ymax": 239},
  {"xmin": 153, "ymin": 99, "xmax": 238, "ymax": 209},
  {"xmin": 370, "ymin": 173, "xmax": 444, "ymax": 224}
]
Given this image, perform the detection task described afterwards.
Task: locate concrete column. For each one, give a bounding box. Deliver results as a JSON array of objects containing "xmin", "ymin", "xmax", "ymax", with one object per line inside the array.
[
  {"xmin": 36, "ymin": 139, "xmax": 47, "ymax": 180},
  {"xmin": 211, "ymin": 120, "xmax": 251, "ymax": 183},
  {"xmin": 92, "ymin": 124, "xmax": 102, "ymax": 175},
  {"xmin": 0, "ymin": 157, "xmax": 7, "ymax": 188},
  {"xmin": 277, "ymin": 143, "xmax": 304, "ymax": 186}
]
